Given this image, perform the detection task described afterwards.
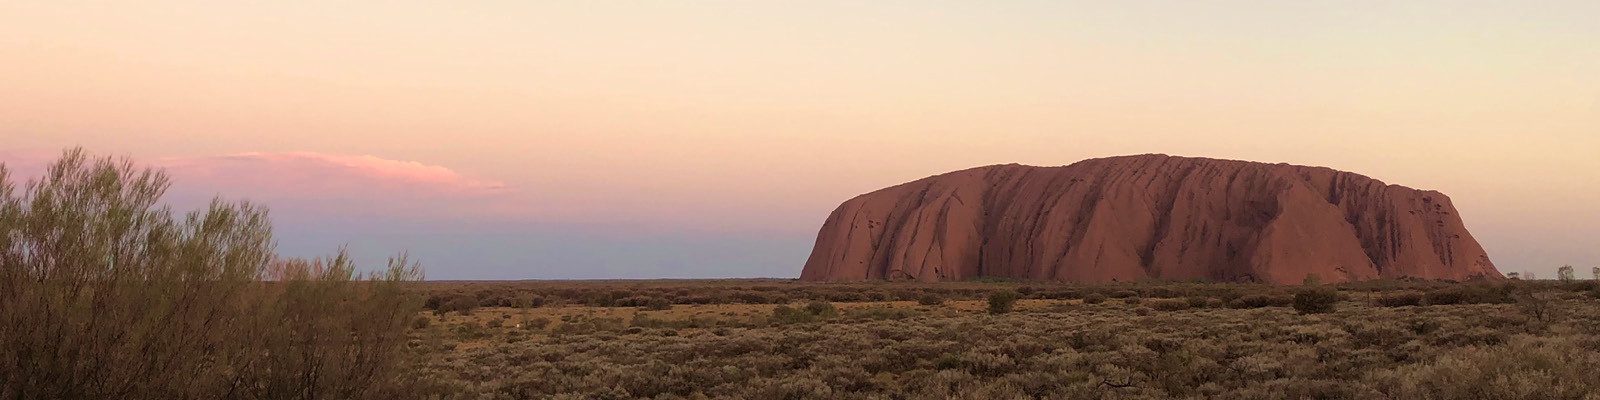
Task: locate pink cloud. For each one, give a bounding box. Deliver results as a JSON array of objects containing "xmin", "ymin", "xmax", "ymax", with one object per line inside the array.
[
  {"xmin": 162, "ymin": 152, "xmax": 506, "ymax": 194},
  {"xmin": 155, "ymin": 152, "xmax": 518, "ymax": 219}
]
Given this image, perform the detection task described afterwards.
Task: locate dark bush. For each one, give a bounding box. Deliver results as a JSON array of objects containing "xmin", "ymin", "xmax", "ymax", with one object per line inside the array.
[
  {"xmin": 804, "ymin": 301, "xmax": 839, "ymax": 318},
  {"xmin": 918, "ymin": 294, "xmax": 945, "ymax": 306},
  {"xmin": 1293, "ymin": 287, "xmax": 1339, "ymax": 314},
  {"xmin": 1231, "ymin": 294, "xmax": 1293, "ymax": 309},
  {"xmin": 1084, "ymin": 293, "xmax": 1108, "ymax": 304},
  {"xmin": 1123, "ymin": 297, "xmax": 1143, "ymax": 305},
  {"xmin": 644, "ymin": 297, "xmax": 673, "ymax": 311},
  {"xmin": 1111, "ymin": 290, "xmax": 1140, "ymax": 298},
  {"xmin": 521, "ymin": 317, "xmax": 551, "ymax": 331},
  {"xmin": 771, "ymin": 305, "xmax": 815, "ymax": 325},
  {"xmin": 1149, "ymin": 298, "xmax": 1190, "ymax": 312},
  {"xmin": 1424, "ymin": 284, "xmax": 1512, "ymax": 306},
  {"xmin": 439, "ymin": 296, "xmax": 480, "ymax": 316},
  {"xmin": 988, "ymin": 290, "xmax": 1019, "ymax": 314},
  {"xmin": 1375, "ymin": 291, "xmax": 1424, "ymax": 307}
]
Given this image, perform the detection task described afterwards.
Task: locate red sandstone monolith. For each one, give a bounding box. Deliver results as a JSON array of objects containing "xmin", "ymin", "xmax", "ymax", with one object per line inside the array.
[{"xmin": 799, "ymin": 155, "xmax": 1500, "ymax": 284}]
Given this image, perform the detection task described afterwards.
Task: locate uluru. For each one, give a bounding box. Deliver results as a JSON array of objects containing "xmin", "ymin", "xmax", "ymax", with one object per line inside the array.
[{"xmin": 800, "ymin": 155, "xmax": 1502, "ymax": 285}]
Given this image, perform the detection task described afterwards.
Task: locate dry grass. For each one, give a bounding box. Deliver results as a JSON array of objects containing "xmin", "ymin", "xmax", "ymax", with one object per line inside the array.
[{"xmin": 402, "ymin": 279, "xmax": 1600, "ymax": 399}]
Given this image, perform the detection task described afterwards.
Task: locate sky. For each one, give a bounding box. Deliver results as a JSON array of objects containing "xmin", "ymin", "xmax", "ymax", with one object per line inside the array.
[{"xmin": 2, "ymin": 1, "xmax": 1597, "ymax": 279}]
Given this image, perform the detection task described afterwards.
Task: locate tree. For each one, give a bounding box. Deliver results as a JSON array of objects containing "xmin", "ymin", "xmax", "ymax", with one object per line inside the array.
[
  {"xmin": 1302, "ymin": 273, "xmax": 1321, "ymax": 286},
  {"xmin": 1506, "ymin": 272, "xmax": 1521, "ymax": 280},
  {"xmin": 0, "ymin": 148, "xmax": 423, "ymax": 399},
  {"xmin": 1592, "ymin": 266, "xmax": 1599, "ymax": 281},
  {"xmin": 1558, "ymin": 265, "xmax": 1576, "ymax": 283}
]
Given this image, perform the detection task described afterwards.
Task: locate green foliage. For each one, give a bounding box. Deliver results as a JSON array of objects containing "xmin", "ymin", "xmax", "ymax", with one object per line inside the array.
[
  {"xmin": 1557, "ymin": 265, "xmax": 1575, "ymax": 283},
  {"xmin": 771, "ymin": 305, "xmax": 815, "ymax": 325},
  {"xmin": 643, "ymin": 297, "xmax": 673, "ymax": 311},
  {"xmin": 988, "ymin": 290, "xmax": 1019, "ymax": 314},
  {"xmin": 772, "ymin": 301, "xmax": 839, "ymax": 325},
  {"xmin": 1292, "ymin": 286, "xmax": 1339, "ymax": 314},
  {"xmin": 1229, "ymin": 294, "xmax": 1293, "ymax": 309},
  {"xmin": 1148, "ymin": 298, "xmax": 1190, "ymax": 312},
  {"xmin": 1083, "ymin": 293, "xmax": 1107, "ymax": 304},
  {"xmin": 437, "ymin": 295, "xmax": 480, "ymax": 316},
  {"xmin": 804, "ymin": 300, "xmax": 839, "ymax": 318},
  {"xmin": 1374, "ymin": 291, "xmax": 1424, "ymax": 307},
  {"xmin": 1422, "ymin": 284, "xmax": 1514, "ymax": 306},
  {"xmin": 917, "ymin": 294, "xmax": 945, "ymax": 306},
  {"xmin": 0, "ymin": 149, "xmax": 423, "ymax": 400}
]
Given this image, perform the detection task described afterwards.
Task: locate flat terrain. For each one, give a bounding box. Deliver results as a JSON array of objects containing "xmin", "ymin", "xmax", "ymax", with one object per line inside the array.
[{"xmin": 401, "ymin": 280, "xmax": 1600, "ymax": 399}]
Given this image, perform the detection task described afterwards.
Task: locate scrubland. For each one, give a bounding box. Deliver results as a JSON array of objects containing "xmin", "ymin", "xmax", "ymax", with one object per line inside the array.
[
  {"xmin": 8, "ymin": 149, "xmax": 1599, "ymax": 399},
  {"xmin": 405, "ymin": 279, "xmax": 1600, "ymax": 400}
]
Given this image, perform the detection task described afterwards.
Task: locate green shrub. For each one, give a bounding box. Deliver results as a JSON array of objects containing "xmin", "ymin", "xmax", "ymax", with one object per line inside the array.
[
  {"xmin": 1110, "ymin": 290, "xmax": 1140, "ymax": 298},
  {"xmin": 771, "ymin": 305, "xmax": 815, "ymax": 325},
  {"xmin": 644, "ymin": 297, "xmax": 673, "ymax": 311},
  {"xmin": 988, "ymin": 290, "xmax": 1019, "ymax": 314},
  {"xmin": 1231, "ymin": 294, "xmax": 1292, "ymax": 309},
  {"xmin": 1186, "ymin": 296, "xmax": 1210, "ymax": 308},
  {"xmin": 1292, "ymin": 287, "xmax": 1339, "ymax": 314},
  {"xmin": 804, "ymin": 300, "xmax": 839, "ymax": 318},
  {"xmin": 522, "ymin": 317, "xmax": 551, "ymax": 331},
  {"xmin": 1083, "ymin": 293, "xmax": 1108, "ymax": 304},
  {"xmin": 0, "ymin": 149, "xmax": 423, "ymax": 399},
  {"xmin": 440, "ymin": 296, "xmax": 480, "ymax": 316},
  {"xmin": 1375, "ymin": 291, "xmax": 1424, "ymax": 307},
  {"xmin": 1122, "ymin": 296, "xmax": 1143, "ymax": 305},
  {"xmin": 1423, "ymin": 284, "xmax": 1512, "ymax": 306},
  {"xmin": 454, "ymin": 321, "xmax": 490, "ymax": 339},
  {"xmin": 918, "ymin": 294, "xmax": 946, "ymax": 306},
  {"xmin": 1149, "ymin": 298, "xmax": 1190, "ymax": 311}
]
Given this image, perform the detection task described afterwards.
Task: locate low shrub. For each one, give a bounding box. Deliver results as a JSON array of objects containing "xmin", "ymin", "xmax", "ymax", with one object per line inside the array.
[
  {"xmin": 1230, "ymin": 294, "xmax": 1292, "ymax": 309},
  {"xmin": 772, "ymin": 305, "xmax": 815, "ymax": 325},
  {"xmin": 644, "ymin": 297, "xmax": 673, "ymax": 311},
  {"xmin": 1149, "ymin": 298, "xmax": 1190, "ymax": 312},
  {"xmin": 1293, "ymin": 287, "xmax": 1339, "ymax": 314},
  {"xmin": 988, "ymin": 290, "xmax": 1019, "ymax": 314},
  {"xmin": 804, "ymin": 301, "xmax": 839, "ymax": 318},
  {"xmin": 1375, "ymin": 291, "xmax": 1424, "ymax": 307},
  {"xmin": 918, "ymin": 294, "xmax": 945, "ymax": 306},
  {"xmin": 521, "ymin": 317, "xmax": 551, "ymax": 331},
  {"xmin": 1424, "ymin": 284, "xmax": 1513, "ymax": 306},
  {"xmin": 1083, "ymin": 293, "xmax": 1108, "ymax": 304}
]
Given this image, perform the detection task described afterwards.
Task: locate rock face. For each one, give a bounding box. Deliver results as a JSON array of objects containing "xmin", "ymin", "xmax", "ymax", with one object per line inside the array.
[{"xmin": 800, "ymin": 155, "xmax": 1500, "ymax": 284}]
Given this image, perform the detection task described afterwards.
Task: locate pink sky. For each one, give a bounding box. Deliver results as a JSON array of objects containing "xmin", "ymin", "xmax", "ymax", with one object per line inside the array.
[{"xmin": 2, "ymin": 1, "xmax": 1598, "ymax": 278}]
